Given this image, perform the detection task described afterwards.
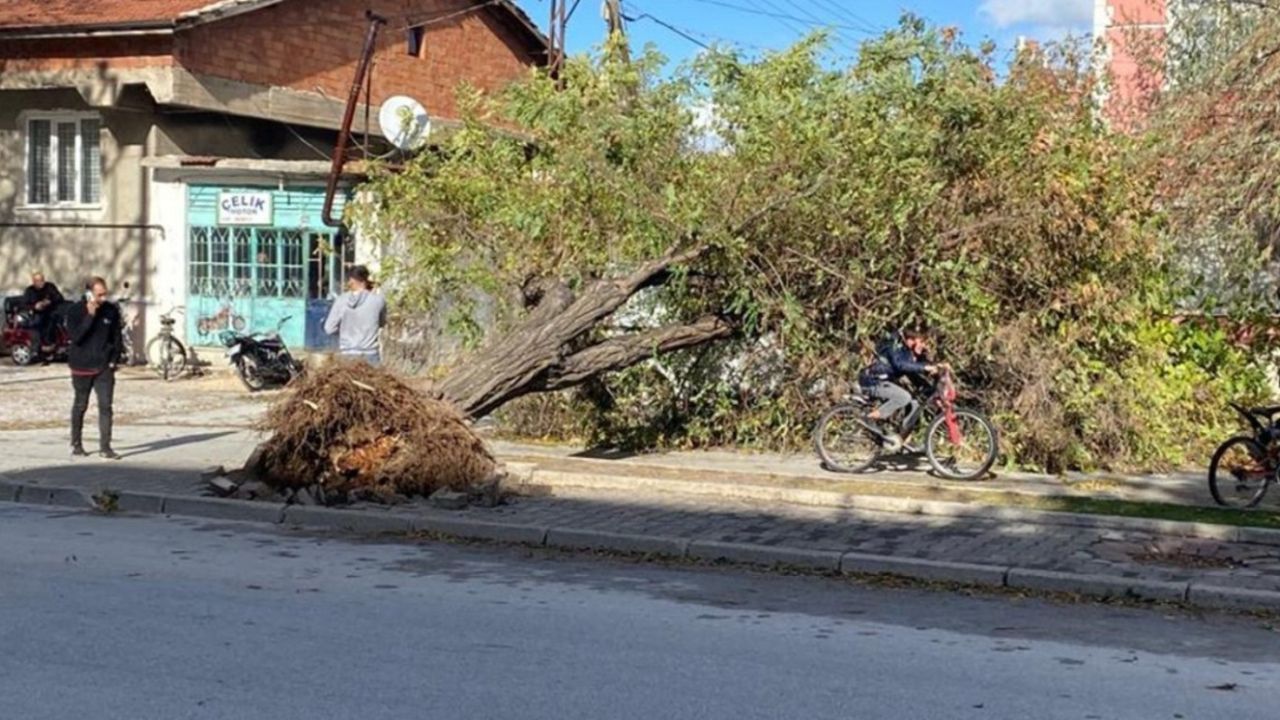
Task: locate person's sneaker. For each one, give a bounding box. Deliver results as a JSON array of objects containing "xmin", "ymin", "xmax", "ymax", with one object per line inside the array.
[
  {"xmin": 881, "ymin": 433, "xmax": 904, "ymax": 453},
  {"xmin": 99, "ymin": 448, "xmax": 121, "ymax": 461},
  {"xmin": 70, "ymin": 445, "xmax": 89, "ymax": 458}
]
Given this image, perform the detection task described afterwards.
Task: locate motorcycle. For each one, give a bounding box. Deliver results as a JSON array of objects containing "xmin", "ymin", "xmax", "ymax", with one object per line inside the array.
[
  {"xmin": 3, "ymin": 295, "xmax": 71, "ymax": 366},
  {"xmin": 219, "ymin": 317, "xmax": 303, "ymax": 391}
]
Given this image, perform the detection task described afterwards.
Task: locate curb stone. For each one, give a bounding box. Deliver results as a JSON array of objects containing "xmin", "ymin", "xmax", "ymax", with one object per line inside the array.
[
  {"xmin": 4, "ymin": 482, "xmax": 1280, "ymax": 612},
  {"xmin": 0, "ymin": 480, "xmax": 21, "ymax": 503},
  {"xmin": 545, "ymin": 528, "xmax": 689, "ymax": 557},
  {"xmin": 413, "ymin": 516, "xmax": 549, "ymax": 545},
  {"xmin": 49, "ymin": 487, "xmax": 95, "ymax": 509},
  {"xmin": 686, "ymin": 540, "xmax": 843, "ymax": 571},
  {"xmin": 1005, "ymin": 568, "xmax": 1190, "ymax": 603},
  {"xmin": 1186, "ymin": 583, "xmax": 1280, "ymax": 611},
  {"xmin": 17, "ymin": 486, "xmax": 94, "ymax": 509},
  {"xmin": 163, "ymin": 496, "xmax": 286, "ymax": 524},
  {"xmin": 283, "ymin": 506, "xmax": 414, "ymax": 534},
  {"xmin": 840, "ymin": 553, "xmax": 1010, "ymax": 586},
  {"xmin": 116, "ymin": 491, "xmax": 166, "ymax": 514}
]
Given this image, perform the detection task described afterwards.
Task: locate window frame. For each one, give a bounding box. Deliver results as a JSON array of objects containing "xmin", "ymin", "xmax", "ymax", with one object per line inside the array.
[{"xmin": 21, "ymin": 110, "xmax": 104, "ymax": 210}]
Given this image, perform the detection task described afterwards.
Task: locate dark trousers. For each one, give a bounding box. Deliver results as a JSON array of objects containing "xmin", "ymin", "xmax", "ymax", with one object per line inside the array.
[
  {"xmin": 34, "ymin": 310, "xmax": 55, "ymax": 348},
  {"xmin": 70, "ymin": 369, "xmax": 115, "ymax": 449},
  {"xmin": 866, "ymin": 380, "xmax": 916, "ymax": 422}
]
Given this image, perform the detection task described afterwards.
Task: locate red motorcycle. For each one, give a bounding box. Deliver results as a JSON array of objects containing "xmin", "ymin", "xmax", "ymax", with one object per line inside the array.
[{"xmin": 3, "ymin": 296, "xmax": 71, "ymax": 366}]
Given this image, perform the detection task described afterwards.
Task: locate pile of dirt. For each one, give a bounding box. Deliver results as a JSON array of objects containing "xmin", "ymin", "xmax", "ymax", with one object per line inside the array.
[{"xmin": 249, "ymin": 362, "xmax": 496, "ymax": 503}]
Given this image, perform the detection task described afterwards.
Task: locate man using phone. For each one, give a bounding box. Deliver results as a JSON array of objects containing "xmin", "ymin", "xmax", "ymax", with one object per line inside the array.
[{"xmin": 66, "ymin": 276, "xmax": 123, "ymax": 459}]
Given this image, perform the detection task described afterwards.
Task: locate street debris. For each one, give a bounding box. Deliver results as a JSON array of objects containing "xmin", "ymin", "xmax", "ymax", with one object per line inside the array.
[{"xmin": 233, "ymin": 362, "xmax": 499, "ymax": 506}]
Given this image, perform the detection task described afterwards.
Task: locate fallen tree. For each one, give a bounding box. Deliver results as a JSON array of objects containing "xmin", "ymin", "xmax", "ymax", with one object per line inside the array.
[{"xmin": 352, "ymin": 21, "xmax": 1271, "ymax": 471}]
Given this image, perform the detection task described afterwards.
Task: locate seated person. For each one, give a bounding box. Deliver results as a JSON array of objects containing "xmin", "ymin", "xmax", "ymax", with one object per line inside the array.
[{"xmin": 22, "ymin": 272, "xmax": 64, "ymax": 351}]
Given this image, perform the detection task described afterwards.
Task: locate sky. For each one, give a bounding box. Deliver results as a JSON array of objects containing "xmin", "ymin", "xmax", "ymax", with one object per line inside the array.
[{"xmin": 514, "ymin": 0, "xmax": 1097, "ymax": 65}]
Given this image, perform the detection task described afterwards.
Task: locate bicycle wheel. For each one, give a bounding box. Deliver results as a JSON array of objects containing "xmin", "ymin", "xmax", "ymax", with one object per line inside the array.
[
  {"xmin": 814, "ymin": 405, "xmax": 881, "ymax": 473},
  {"xmin": 1208, "ymin": 436, "xmax": 1272, "ymax": 509},
  {"xmin": 161, "ymin": 337, "xmax": 188, "ymax": 381},
  {"xmin": 925, "ymin": 408, "xmax": 999, "ymax": 480}
]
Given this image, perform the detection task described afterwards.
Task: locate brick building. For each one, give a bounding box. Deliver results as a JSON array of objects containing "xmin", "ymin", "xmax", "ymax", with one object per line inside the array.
[
  {"xmin": 0, "ymin": 0, "xmax": 544, "ymax": 353},
  {"xmin": 1094, "ymin": 0, "xmax": 1169, "ymax": 127}
]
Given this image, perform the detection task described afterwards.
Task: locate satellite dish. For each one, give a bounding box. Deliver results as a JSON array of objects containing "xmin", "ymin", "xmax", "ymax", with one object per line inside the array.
[{"xmin": 378, "ymin": 95, "xmax": 431, "ymax": 151}]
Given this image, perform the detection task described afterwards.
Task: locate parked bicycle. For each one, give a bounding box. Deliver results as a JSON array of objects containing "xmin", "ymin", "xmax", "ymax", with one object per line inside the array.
[
  {"xmin": 814, "ymin": 370, "xmax": 999, "ymax": 480},
  {"xmin": 147, "ymin": 307, "xmax": 190, "ymax": 381},
  {"xmin": 1207, "ymin": 403, "xmax": 1280, "ymax": 508}
]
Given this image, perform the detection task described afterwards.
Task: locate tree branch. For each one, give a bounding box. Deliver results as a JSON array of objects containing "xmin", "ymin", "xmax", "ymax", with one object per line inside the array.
[{"xmin": 540, "ymin": 316, "xmax": 736, "ymax": 389}]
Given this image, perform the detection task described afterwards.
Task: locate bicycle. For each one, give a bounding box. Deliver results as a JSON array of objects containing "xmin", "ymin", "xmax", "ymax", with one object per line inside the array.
[
  {"xmin": 1207, "ymin": 403, "xmax": 1280, "ymax": 508},
  {"xmin": 146, "ymin": 307, "xmax": 190, "ymax": 382},
  {"xmin": 813, "ymin": 370, "xmax": 999, "ymax": 481}
]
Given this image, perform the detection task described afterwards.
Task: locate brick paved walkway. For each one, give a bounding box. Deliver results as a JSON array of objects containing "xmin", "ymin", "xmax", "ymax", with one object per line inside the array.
[{"xmin": 472, "ymin": 489, "xmax": 1280, "ymax": 595}]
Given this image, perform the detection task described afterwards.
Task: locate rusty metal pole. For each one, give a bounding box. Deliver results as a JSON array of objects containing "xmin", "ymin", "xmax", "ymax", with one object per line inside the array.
[{"xmin": 323, "ymin": 10, "xmax": 386, "ymax": 228}]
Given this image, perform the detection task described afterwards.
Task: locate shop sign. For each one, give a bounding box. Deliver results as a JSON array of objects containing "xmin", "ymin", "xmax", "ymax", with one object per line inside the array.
[{"xmin": 218, "ymin": 191, "xmax": 273, "ymax": 225}]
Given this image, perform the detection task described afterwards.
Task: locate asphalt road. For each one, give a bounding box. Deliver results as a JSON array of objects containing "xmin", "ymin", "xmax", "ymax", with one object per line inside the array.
[{"xmin": 1, "ymin": 504, "xmax": 1277, "ymax": 720}]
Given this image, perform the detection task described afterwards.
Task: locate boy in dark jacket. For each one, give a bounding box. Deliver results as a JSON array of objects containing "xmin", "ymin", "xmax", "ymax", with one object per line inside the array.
[
  {"xmin": 858, "ymin": 327, "xmax": 945, "ymax": 439},
  {"xmin": 66, "ymin": 277, "xmax": 123, "ymax": 459}
]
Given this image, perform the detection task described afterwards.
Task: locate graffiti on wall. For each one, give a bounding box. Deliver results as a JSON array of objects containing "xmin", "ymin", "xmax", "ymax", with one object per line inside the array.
[{"xmin": 194, "ymin": 298, "xmax": 247, "ymax": 338}]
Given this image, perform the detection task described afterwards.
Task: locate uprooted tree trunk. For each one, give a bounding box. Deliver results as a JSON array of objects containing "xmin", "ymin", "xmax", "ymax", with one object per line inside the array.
[{"xmin": 435, "ymin": 244, "xmax": 736, "ymax": 418}]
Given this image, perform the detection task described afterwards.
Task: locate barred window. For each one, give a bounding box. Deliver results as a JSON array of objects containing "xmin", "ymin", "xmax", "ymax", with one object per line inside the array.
[{"xmin": 25, "ymin": 113, "xmax": 102, "ymax": 207}]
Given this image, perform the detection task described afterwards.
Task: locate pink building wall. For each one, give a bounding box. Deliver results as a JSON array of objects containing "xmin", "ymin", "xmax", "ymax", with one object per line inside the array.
[{"xmin": 1095, "ymin": 0, "xmax": 1169, "ymax": 128}]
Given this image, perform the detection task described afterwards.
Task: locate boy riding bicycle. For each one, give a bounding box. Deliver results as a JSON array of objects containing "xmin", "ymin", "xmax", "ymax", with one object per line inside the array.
[{"xmin": 858, "ymin": 326, "xmax": 948, "ymax": 445}]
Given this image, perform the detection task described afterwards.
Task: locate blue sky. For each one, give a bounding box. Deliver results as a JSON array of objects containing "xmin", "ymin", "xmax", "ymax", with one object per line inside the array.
[{"xmin": 514, "ymin": 0, "xmax": 1096, "ymax": 65}]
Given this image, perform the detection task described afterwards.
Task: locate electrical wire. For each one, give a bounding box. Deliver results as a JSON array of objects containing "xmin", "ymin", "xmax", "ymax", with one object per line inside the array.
[
  {"xmin": 686, "ymin": 0, "xmax": 875, "ymax": 35},
  {"xmin": 622, "ymin": 10, "xmax": 712, "ymax": 49},
  {"xmin": 804, "ymin": 0, "xmax": 881, "ymax": 35},
  {"xmin": 624, "ymin": 1, "xmax": 770, "ymax": 52}
]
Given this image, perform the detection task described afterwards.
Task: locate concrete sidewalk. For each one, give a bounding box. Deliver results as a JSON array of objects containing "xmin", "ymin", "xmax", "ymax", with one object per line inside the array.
[
  {"xmin": 0, "ymin": 363, "xmax": 1224, "ymax": 510},
  {"xmin": 490, "ymin": 440, "xmax": 1222, "ymax": 509}
]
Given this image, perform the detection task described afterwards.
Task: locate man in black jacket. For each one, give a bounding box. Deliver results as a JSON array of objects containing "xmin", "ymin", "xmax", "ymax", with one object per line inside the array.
[
  {"xmin": 22, "ymin": 271, "xmax": 64, "ymax": 352},
  {"xmin": 66, "ymin": 276, "xmax": 122, "ymax": 459}
]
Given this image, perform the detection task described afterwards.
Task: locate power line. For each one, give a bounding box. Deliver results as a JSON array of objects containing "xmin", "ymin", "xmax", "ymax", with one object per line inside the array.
[
  {"xmin": 622, "ymin": 10, "xmax": 711, "ymax": 49},
  {"xmin": 775, "ymin": 0, "xmax": 860, "ymax": 54},
  {"xmin": 804, "ymin": 0, "xmax": 881, "ymax": 34},
  {"xmin": 740, "ymin": 0, "xmax": 812, "ymax": 39},
  {"xmin": 624, "ymin": 2, "xmax": 770, "ymax": 52},
  {"xmin": 687, "ymin": 0, "xmax": 876, "ymax": 35}
]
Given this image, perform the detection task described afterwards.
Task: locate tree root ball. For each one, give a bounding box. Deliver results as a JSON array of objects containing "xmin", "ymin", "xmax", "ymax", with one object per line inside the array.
[{"xmin": 251, "ymin": 362, "xmax": 495, "ymax": 500}]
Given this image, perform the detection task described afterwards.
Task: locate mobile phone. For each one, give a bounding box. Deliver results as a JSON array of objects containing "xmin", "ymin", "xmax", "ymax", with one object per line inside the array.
[{"xmin": 84, "ymin": 290, "xmax": 94, "ymax": 302}]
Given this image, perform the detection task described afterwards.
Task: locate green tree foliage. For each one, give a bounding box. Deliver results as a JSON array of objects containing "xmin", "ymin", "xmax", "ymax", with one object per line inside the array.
[
  {"xmin": 355, "ymin": 18, "xmax": 1269, "ymax": 472},
  {"xmin": 1150, "ymin": 1, "xmax": 1280, "ymax": 309}
]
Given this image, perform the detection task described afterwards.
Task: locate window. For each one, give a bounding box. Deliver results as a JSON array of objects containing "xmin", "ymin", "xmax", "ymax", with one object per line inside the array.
[
  {"xmin": 407, "ymin": 26, "xmax": 426, "ymax": 58},
  {"xmin": 25, "ymin": 113, "xmax": 102, "ymax": 207}
]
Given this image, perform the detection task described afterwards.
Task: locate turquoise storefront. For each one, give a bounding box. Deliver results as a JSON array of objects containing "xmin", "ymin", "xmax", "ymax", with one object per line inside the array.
[{"xmin": 185, "ymin": 185, "xmax": 353, "ymax": 350}]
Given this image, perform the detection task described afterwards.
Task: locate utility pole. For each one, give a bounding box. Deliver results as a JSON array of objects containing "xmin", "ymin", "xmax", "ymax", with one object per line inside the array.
[
  {"xmin": 323, "ymin": 10, "xmax": 386, "ymax": 228},
  {"xmin": 602, "ymin": 0, "xmax": 628, "ymax": 62},
  {"xmin": 548, "ymin": 0, "xmax": 568, "ymax": 80}
]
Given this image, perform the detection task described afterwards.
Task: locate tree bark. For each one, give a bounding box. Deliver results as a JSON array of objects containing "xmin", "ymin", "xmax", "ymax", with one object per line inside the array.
[
  {"xmin": 539, "ymin": 315, "xmax": 734, "ymax": 389},
  {"xmin": 435, "ymin": 245, "xmax": 726, "ymax": 418}
]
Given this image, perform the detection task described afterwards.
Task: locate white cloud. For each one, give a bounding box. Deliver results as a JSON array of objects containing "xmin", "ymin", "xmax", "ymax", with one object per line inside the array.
[{"xmin": 980, "ymin": 0, "xmax": 1093, "ymax": 29}]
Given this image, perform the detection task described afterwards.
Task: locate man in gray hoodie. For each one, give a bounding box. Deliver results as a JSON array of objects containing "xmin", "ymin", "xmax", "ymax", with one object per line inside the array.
[{"xmin": 324, "ymin": 265, "xmax": 386, "ymax": 364}]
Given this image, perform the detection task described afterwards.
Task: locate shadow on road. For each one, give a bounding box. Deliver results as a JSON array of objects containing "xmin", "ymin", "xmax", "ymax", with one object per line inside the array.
[{"xmin": 117, "ymin": 431, "xmax": 239, "ymax": 459}]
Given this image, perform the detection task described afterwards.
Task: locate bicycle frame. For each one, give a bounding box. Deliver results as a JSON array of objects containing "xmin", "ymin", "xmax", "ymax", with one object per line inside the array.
[{"xmin": 876, "ymin": 373, "xmax": 964, "ymax": 444}]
